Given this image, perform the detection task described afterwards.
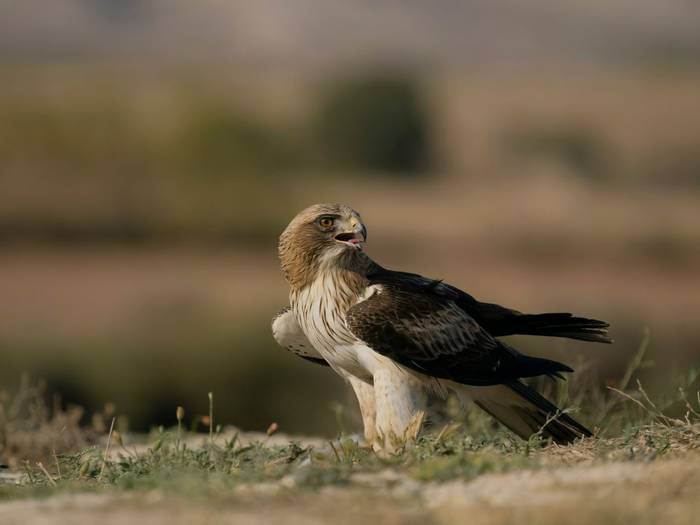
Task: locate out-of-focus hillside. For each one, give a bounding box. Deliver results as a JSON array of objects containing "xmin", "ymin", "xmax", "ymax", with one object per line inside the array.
[{"xmin": 2, "ymin": 69, "xmax": 699, "ymax": 243}]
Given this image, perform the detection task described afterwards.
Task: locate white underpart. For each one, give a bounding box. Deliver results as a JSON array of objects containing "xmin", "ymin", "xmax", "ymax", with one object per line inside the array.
[
  {"xmin": 273, "ymin": 308, "xmax": 380, "ymax": 443},
  {"xmin": 274, "ymin": 300, "xmax": 479, "ymax": 447},
  {"xmin": 273, "ymin": 305, "xmax": 541, "ymax": 444},
  {"xmin": 290, "ymin": 273, "xmax": 438, "ymax": 449}
]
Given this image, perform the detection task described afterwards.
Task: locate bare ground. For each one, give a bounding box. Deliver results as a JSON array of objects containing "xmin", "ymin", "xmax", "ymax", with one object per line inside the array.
[{"xmin": 1, "ymin": 454, "xmax": 698, "ymax": 525}]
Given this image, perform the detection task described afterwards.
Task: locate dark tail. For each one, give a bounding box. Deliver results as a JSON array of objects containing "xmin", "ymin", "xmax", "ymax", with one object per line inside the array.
[
  {"xmin": 469, "ymin": 380, "xmax": 592, "ymax": 444},
  {"xmin": 505, "ymin": 313, "xmax": 611, "ymax": 344}
]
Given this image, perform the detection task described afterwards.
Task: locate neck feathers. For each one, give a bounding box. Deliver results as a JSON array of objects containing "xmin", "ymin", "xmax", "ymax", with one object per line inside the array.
[
  {"xmin": 290, "ymin": 254, "xmax": 372, "ymax": 321},
  {"xmin": 280, "ymin": 240, "xmax": 374, "ymax": 294}
]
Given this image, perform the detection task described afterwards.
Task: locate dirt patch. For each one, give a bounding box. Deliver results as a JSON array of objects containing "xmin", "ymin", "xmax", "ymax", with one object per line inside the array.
[
  {"xmin": 0, "ymin": 490, "xmax": 428, "ymax": 525},
  {"xmin": 426, "ymin": 456, "xmax": 700, "ymax": 525},
  {"xmin": 2, "ymin": 454, "xmax": 699, "ymax": 525}
]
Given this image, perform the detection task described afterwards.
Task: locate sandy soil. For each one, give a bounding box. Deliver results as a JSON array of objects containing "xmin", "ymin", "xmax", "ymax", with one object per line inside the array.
[{"xmin": 1, "ymin": 453, "xmax": 698, "ymax": 525}]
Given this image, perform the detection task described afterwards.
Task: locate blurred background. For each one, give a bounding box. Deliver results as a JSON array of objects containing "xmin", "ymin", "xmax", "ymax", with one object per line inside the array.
[{"xmin": 0, "ymin": 0, "xmax": 699, "ymax": 436}]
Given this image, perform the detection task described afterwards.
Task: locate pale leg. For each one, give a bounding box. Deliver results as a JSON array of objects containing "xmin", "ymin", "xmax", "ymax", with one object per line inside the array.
[
  {"xmin": 348, "ymin": 376, "xmax": 377, "ymax": 444},
  {"xmin": 373, "ymin": 367, "xmax": 427, "ymax": 452}
]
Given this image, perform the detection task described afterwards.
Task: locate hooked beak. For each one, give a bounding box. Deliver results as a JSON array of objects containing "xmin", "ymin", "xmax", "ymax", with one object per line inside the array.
[{"xmin": 334, "ymin": 222, "xmax": 367, "ymax": 249}]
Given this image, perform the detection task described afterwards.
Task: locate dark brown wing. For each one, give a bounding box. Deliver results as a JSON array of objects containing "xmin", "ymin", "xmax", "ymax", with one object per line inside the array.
[
  {"xmin": 346, "ymin": 280, "xmax": 573, "ymax": 386},
  {"xmin": 364, "ymin": 267, "xmax": 611, "ymax": 344}
]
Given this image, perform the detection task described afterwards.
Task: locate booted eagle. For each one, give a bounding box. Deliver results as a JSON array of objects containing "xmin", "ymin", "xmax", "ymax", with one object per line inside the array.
[{"xmin": 272, "ymin": 204, "xmax": 610, "ymax": 448}]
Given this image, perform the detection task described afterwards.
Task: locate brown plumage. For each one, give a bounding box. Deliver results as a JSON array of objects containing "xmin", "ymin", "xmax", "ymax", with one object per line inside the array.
[
  {"xmin": 278, "ymin": 203, "xmax": 372, "ymax": 291},
  {"xmin": 273, "ymin": 203, "xmax": 611, "ymax": 449}
]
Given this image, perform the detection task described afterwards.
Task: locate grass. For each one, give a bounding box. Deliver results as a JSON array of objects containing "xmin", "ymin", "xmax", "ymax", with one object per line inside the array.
[
  {"xmin": 2, "ymin": 344, "xmax": 699, "ymax": 503},
  {"xmin": 3, "ymin": 413, "xmax": 698, "ymax": 502}
]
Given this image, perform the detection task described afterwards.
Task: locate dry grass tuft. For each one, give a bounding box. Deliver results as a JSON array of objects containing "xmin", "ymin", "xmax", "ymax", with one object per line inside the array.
[{"xmin": 0, "ymin": 377, "xmax": 102, "ymax": 468}]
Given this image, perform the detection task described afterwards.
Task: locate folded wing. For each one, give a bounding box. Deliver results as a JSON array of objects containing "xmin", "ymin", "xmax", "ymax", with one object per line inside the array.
[
  {"xmin": 345, "ymin": 279, "xmax": 573, "ymax": 386},
  {"xmin": 362, "ymin": 266, "xmax": 611, "ymax": 344},
  {"xmin": 345, "ymin": 273, "xmax": 594, "ymax": 443}
]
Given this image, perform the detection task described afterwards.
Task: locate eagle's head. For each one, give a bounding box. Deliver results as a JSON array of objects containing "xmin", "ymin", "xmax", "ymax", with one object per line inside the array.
[{"xmin": 279, "ymin": 203, "xmax": 368, "ymax": 289}]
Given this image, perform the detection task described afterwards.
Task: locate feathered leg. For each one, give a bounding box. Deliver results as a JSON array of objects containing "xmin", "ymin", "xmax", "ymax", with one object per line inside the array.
[
  {"xmin": 347, "ymin": 376, "xmax": 377, "ymax": 444},
  {"xmin": 372, "ymin": 366, "xmax": 427, "ymax": 452}
]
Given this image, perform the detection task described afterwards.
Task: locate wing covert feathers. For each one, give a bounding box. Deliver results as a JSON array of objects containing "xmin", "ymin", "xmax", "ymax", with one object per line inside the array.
[
  {"xmin": 363, "ymin": 266, "xmax": 611, "ymax": 344},
  {"xmin": 346, "ymin": 283, "xmax": 577, "ymax": 386}
]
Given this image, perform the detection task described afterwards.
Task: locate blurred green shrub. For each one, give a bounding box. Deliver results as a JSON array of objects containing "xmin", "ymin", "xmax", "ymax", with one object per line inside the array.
[
  {"xmin": 503, "ymin": 123, "xmax": 609, "ymax": 179},
  {"xmin": 313, "ymin": 73, "xmax": 430, "ymax": 173},
  {"xmin": 180, "ymin": 105, "xmax": 298, "ymax": 175}
]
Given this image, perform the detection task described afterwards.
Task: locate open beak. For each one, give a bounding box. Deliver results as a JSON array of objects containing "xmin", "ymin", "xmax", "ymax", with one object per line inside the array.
[{"xmin": 334, "ymin": 223, "xmax": 366, "ymax": 249}]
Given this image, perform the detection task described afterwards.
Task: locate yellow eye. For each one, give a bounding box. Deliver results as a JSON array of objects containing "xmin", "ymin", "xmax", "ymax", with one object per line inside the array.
[{"xmin": 319, "ymin": 217, "xmax": 334, "ymax": 228}]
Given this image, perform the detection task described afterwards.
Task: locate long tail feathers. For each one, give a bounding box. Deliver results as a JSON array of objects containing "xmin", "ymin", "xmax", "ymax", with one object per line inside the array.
[
  {"xmin": 470, "ymin": 381, "xmax": 592, "ymax": 444},
  {"xmin": 509, "ymin": 313, "xmax": 612, "ymax": 344}
]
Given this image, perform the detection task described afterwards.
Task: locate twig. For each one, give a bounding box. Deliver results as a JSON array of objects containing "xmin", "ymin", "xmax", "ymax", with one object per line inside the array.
[
  {"xmin": 328, "ymin": 440, "xmax": 341, "ymax": 462},
  {"xmin": 636, "ymin": 380, "xmax": 660, "ymax": 412},
  {"xmin": 530, "ymin": 407, "xmax": 576, "ymax": 443},
  {"xmin": 636, "ymin": 381, "xmax": 684, "ymax": 426},
  {"xmin": 607, "ymin": 387, "xmax": 648, "ymax": 412},
  {"xmin": 599, "ymin": 328, "xmax": 651, "ymax": 423},
  {"xmin": 97, "ymin": 417, "xmax": 116, "ymax": 481},
  {"xmin": 619, "ymin": 328, "xmax": 650, "ymax": 392},
  {"xmin": 208, "ymin": 392, "xmax": 214, "ymax": 445},
  {"xmin": 37, "ymin": 462, "xmax": 57, "ymax": 486},
  {"xmin": 684, "ymin": 393, "xmax": 700, "ymax": 419},
  {"xmin": 52, "ymin": 448, "xmax": 61, "ymax": 479}
]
